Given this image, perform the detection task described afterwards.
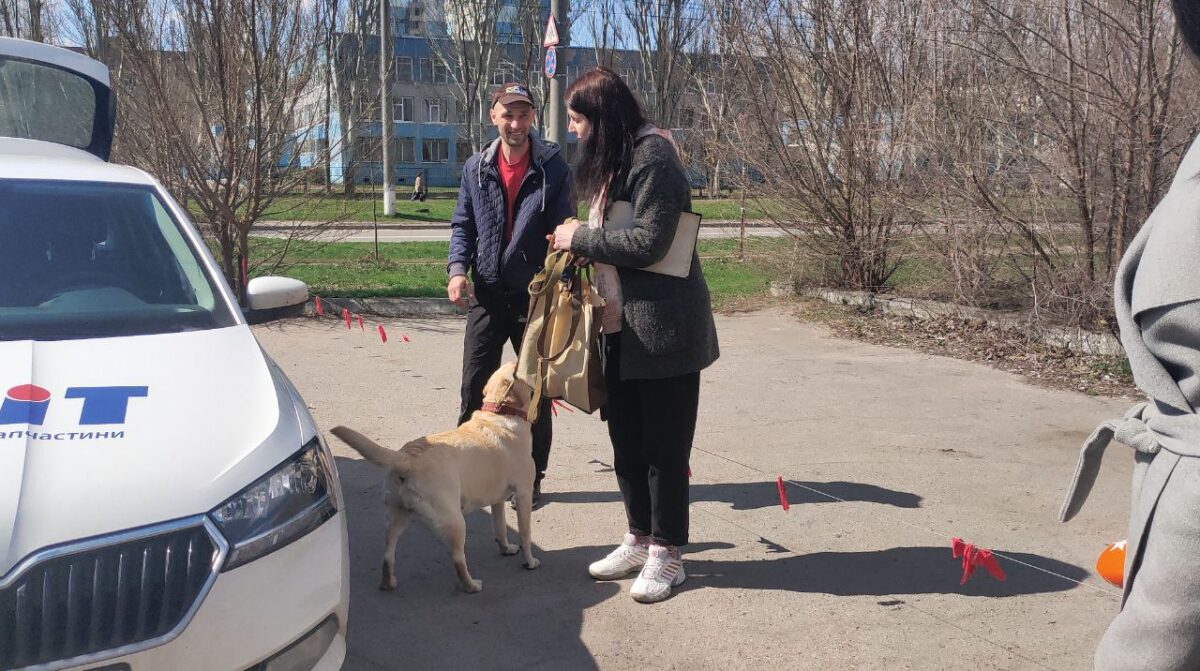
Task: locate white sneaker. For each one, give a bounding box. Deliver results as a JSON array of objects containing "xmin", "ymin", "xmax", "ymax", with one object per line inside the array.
[
  {"xmin": 588, "ymin": 533, "xmax": 650, "ymax": 580},
  {"xmin": 630, "ymin": 544, "xmax": 685, "ymax": 603}
]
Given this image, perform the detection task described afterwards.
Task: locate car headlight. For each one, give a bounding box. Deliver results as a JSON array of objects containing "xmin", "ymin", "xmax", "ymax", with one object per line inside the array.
[{"xmin": 210, "ymin": 437, "xmax": 339, "ymax": 571}]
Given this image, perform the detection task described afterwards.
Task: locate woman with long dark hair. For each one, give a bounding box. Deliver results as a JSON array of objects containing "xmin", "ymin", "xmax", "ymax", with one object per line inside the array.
[
  {"xmin": 1060, "ymin": 1, "xmax": 1200, "ymax": 666},
  {"xmin": 548, "ymin": 68, "xmax": 719, "ymax": 603}
]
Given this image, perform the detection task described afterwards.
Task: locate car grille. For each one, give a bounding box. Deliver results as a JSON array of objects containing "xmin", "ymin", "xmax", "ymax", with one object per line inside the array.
[{"xmin": 0, "ymin": 521, "xmax": 220, "ymax": 670}]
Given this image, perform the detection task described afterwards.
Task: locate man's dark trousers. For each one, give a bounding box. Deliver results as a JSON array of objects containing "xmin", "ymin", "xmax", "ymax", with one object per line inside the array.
[{"xmin": 457, "ymin": 284, "xmax": 552, "ymax": 483}]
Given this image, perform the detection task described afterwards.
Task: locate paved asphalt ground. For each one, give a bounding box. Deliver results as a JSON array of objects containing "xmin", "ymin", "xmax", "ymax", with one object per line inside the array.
[{"xmin": 254, "ymin": 309, "xmax": 1134, "ymax": 670}]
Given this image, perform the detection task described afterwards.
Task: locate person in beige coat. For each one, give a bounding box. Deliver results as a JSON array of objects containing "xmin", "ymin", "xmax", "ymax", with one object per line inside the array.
[{"xmin": 1060, "ymin": 2, "xmax": 1200, "ymax": 667}]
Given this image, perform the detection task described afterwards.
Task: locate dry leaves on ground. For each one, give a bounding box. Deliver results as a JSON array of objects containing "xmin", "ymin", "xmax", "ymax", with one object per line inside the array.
[{"xmin": 788, "ymin": 299, "xmax": 1137, "ymax": 398}]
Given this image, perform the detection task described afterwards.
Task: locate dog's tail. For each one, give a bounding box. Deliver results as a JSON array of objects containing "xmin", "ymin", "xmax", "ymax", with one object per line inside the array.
[{"xmin": 329, "ymin": 426, "xmax": 411, "ymax": 474}]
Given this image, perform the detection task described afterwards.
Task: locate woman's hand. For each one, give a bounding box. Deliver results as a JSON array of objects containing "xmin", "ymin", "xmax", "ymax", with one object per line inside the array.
[{"xmin": 548, "ymin": 218, "xmax": 582, "ymax": 252}]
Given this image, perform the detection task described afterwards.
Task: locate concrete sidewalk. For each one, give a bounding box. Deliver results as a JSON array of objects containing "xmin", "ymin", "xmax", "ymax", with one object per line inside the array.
[{"xmin": 254, "ymin": 309, "xmax": 1133, "ymax": 670}]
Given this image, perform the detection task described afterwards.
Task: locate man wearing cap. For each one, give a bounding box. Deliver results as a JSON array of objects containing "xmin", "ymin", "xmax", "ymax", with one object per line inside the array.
[{"xmin": 447, "ymin": 82, "xmax": 573, "ymax": 504}]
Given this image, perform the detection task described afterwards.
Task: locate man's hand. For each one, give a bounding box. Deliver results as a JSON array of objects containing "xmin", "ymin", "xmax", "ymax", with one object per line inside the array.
[
  {"xmin": 448, "ymin": 274, "xmax": 473, "ymax": 308},
  {"xmin": 548, "ymin": 218, "xmax": 582, "ymax": 252}
]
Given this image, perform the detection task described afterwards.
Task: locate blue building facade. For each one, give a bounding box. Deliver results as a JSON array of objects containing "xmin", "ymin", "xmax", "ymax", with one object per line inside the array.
[
  {"xmin": 295, "ymin": 0, "xmax": 662, "ymax": 188},
  {"xmin": 282, "ymin": 1, "xmax": 711, "ymax": 189}
]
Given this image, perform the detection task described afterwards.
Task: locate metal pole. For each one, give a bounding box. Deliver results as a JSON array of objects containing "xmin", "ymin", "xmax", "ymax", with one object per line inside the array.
[
  {"xmin": 380, "ymin": 0, "xmax": 395, "ymax": 215},
  {"xmin": 546, "ymin": 0, "xmax": 568, "ymax": 145}
]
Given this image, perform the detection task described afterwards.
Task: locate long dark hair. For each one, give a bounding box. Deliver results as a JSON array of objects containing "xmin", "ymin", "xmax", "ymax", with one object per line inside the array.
[
  {"xmin": 565, "ymin": 67, "xmax": 648, "ymax": 205},
  {"xmin": 1176, "ymin": 0, "xmax": 1200, "ymax": 60}
]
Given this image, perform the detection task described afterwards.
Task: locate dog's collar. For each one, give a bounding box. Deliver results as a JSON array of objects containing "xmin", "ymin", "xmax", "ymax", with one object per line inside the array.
[{"xmin": 480, "ymin": 401, "xmax": 530, "ymax": 420}]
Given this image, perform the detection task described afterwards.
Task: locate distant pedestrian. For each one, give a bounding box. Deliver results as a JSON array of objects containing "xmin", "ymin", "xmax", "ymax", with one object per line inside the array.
[
  {"xmin": 548, "ymin": 67, "xmax": 719, "ymax": 603},
  {"xmin": 446, "ymin": 82, "xmax": 574, "ymax": 504},
  {"xmin": 410, "ymin": 173, "xmax": 426, "ymax": 202}
]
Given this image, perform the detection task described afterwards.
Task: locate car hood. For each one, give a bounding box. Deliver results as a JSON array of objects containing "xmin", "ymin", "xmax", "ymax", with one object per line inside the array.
[{"xmin": 0, "ymin": 326, "xmax": 307, "ymax": 577}]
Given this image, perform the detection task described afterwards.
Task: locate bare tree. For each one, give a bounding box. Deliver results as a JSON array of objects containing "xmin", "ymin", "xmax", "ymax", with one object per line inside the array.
[
  {"xmin": 584, "ymin": 0, "xmax": 627, "ymax": 69},
  {"xmin": 921, "ymin": 0, "xmax": 1200, "ymax": 326},
  {"xmin": 1, "ymin": 0, "xmax": 56, "ymax": 41},
  {"xmin": 625, "ymin": 0, "xmax": 703, "ymax": 127},
  {"xmin": 99, "ymin": 0, "xmax": 332, "ymax": 300},
  {"xmin": 427, "ymin": 0, "xmax": 506, "ymax": 152},
  {"xmin": 720, "ymin": 0, "xmax": 931, "ymax": 290},
  {"xmin": 686, "ymin": 0, "xmax": 736, "ymax": 196}
]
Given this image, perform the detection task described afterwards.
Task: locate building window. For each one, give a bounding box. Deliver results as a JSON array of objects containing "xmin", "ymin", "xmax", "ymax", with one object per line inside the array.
[
  {"xmin": 423, "ymin": 138, "xmax": 449, "ymax": 163},
  {"xmin": 394, "ymin": 97, "xmax": 413, "ymax": 122},
  {"xmin": 354, "ymin": 136, "xmax": 377, "ymax": 163},
  {"xmin": 356, "ymin": 97, "xmax": 378, "ymax": 120},
  {"xmin": 492, "ymin": 68, "xmax": 514, "ymax": 86},
  {"xmin": 426, "ymin": 98, "xmax": 446, "ymax": 123},
  {"xmin": 399, "ymin": 136, "xmax": 415, "ymax": 163},
  {"xmin": 421, "ymin": 58, "xmax": 450, "ymax": 84},
  {"xmin": 456, "ymin": 139, "xmax": 472, "ymax": 162},
  {"xmin": 396, "ymin": 56, "xmax": 413, "ymax": 83},
  {"xmin": 405, "ymin": 4, "xmax": 425, "ymax": 34},
  {"xmin": 680, "ymin": 108, "xmax": 695, "ymax": 128},
  {"xmin": 620, "ymin": 68, "xmax": 637, "ymax": 88}
]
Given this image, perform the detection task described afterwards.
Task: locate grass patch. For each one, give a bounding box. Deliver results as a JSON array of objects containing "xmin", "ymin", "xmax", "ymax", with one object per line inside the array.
[
  {"xmin": 250, "ymin": 237, "xmax": 779, "ymax": 304},
  {"xmin": 197, "ymin": 194, "xmax": 752, "ymax": 224}
]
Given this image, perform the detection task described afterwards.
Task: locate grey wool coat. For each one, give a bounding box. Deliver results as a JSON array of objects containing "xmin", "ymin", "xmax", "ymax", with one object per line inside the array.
[
  {"xmin": 1061, "ymin": 134, "xmax": 1200, "ymax": 670},
  {"xmin": 570, "ymin": 134, "xmax": 720, "ymax": 380}
]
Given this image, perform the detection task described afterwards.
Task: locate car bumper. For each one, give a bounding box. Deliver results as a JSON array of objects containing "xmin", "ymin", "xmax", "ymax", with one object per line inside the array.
[{"xmin": 66, "ymin": 511, "xmax": 350, "ymax": 671}]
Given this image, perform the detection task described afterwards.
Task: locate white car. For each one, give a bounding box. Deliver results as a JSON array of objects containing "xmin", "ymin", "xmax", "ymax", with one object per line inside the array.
[{"xmin": 0, "ymin": 38, "xmax": 349, "ymax": 670}]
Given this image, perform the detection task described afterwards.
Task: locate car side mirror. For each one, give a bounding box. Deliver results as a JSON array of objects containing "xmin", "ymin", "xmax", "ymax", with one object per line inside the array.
[{"xmin": 244, "ymin": 276, "xmax": 308, "ymax": 323}]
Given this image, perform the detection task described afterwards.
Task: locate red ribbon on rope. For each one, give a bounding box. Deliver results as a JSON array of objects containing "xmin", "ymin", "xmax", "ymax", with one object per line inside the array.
[{"xmin": 951, "ymin": 538, "xmax": 1007, "ymax": 584}]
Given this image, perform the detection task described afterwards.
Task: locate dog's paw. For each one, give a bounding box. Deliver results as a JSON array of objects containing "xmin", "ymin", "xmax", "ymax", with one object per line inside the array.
[
  {"xmin": 497, "ymin": 541, "xmax": 519, "ymax": 555},
  {"xmin": 522, "ymin": 557, "xmax": 541, "ymax": 570},
  {"xmin": 461, "ymin": 578, "xmax": 483, "ymax": 593}
]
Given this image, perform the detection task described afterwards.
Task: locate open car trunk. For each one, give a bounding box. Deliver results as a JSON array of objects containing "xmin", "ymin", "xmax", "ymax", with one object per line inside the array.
[{"xmin": 0, "ymin": 37, "xmax": 115, "ymax": 161}]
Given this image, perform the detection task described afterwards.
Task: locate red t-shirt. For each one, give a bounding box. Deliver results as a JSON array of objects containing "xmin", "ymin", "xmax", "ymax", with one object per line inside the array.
[{"xmin": 498, "ymin": 149, "xmax": 531, "ymax": 244}]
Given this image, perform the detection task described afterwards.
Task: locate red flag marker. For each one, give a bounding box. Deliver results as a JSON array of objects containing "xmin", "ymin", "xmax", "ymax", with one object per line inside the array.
[
  {"xmin": 314, "ymin": 296, "xmax": 324, "ymax": 316},
  {"xmin": 377, "ymin": 324, "xmax": 388, "ymax": 343},
  {"xmin": 357, "ymin": 315, "xmax": 365, "ymax": 331},
  {"xmin": 951, "ymin": 538, "xmax": 1006, "ymax": 585},
  {"xmin": 551, "ymin": 399, "xmax": 574, "ymax": 413},
  {"xmin": 402, "ymin": 334, "xmax": 411, "ymax": 343},
  {"xmin": 776, "ymin": 476, "xmax": 790, "ymax": 511},
  {"xmin": 342, "ymin": 308, "xmax": 351, "ymax": 329},
  {"xmin": 687, "ymin": 466, "xmax": 693, "ymax": 478}
]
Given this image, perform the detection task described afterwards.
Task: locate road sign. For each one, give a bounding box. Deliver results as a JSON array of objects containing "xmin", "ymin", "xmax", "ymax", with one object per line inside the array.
[
  {"xmin": 544, "ymin": 46, "xmax": 558, "ymax": 79},
  {"xmin": 543, "ymin": 15, "xmax": 560, "ymax": 48}
]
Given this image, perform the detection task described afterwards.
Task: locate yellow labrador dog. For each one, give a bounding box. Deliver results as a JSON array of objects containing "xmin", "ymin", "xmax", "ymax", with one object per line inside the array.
[{"xmin": 329, "ymin": 361, "xmax": 539, "ymax": 593}]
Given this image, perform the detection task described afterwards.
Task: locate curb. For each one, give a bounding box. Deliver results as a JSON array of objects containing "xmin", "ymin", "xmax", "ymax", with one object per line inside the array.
[
  {"xmin": 304, "ymin": 296, "xmax": 466, "ymax": 318},
  {"xmin": 776, "ymin": 283, "xmax": 1124, "ymax": 357}
]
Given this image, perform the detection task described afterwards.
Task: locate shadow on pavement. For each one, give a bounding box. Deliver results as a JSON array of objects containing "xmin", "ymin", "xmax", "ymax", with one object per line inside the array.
[
  {"xmin": 334, "ymin": 455, "xmax": 1076, "ymax": 670},
  {"xmin": 682, "ymin": 545, "xmax": 1090, "ymax": 598},
  {"xmin": 336, "ymin": 456, "xmax": 619, "ymax": 671},
  {"xmin": 549, "ymin": 479, "xmax": 923, "ymax": 510}
]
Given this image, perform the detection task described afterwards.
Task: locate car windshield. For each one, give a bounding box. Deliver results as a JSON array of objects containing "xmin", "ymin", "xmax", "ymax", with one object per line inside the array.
[{"xmin": 0, "ymin": 179, "xmax": 238, "ymax": 341}]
